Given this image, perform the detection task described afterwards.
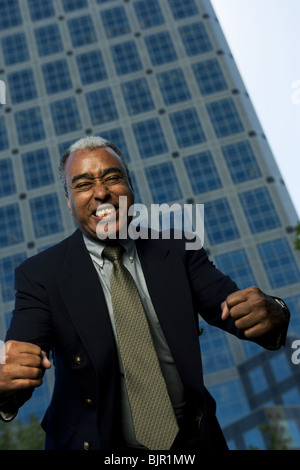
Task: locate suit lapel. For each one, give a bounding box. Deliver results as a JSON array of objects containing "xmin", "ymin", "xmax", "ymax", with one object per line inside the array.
[{"xmin": 57, "ymin": 230, "xmax": 118, "ymax": 372}]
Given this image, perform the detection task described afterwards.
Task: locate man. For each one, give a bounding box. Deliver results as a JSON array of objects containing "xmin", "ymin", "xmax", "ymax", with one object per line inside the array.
[{"xmin": 0, "ymin": 136, "xmax": 290, "ymax": 450}]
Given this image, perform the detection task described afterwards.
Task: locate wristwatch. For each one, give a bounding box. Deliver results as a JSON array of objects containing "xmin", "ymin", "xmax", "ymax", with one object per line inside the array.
[{"xmin": 273, "ymin": 297, "xmax": 290, "ymax": 321}]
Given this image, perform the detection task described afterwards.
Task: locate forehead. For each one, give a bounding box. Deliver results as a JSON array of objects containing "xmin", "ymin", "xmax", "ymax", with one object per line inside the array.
[{"xmin": 65, "ymin": 147, "xmax": 125, "ymax": 176}]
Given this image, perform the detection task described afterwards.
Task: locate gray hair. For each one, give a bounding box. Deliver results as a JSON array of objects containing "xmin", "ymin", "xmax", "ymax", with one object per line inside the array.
[{"xmin": 59, "ymin": 136, "xmax": 130, "ymax": 194}]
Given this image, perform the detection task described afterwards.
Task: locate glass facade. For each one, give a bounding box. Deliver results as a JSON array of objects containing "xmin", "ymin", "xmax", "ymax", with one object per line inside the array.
[{"xmin": 0, "ymin": 0, "xmax": 299, "ymax": 448}]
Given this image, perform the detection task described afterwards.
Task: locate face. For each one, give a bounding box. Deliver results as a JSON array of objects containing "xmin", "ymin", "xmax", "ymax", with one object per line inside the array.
[{"xmin": 65, "ymin": 147, "xmax": 134, "ymax": 241}]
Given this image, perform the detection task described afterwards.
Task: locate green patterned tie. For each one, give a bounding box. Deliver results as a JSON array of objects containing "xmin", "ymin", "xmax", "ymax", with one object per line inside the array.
[{"xmin": 103, "ymin": 244, "xmax": 179, "ymax": 450}]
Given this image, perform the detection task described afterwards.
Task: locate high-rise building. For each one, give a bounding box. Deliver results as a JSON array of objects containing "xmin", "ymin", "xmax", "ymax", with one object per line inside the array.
[{"xmin": 0, "ymin": 0, "xmax": 299, "ymax": 449}]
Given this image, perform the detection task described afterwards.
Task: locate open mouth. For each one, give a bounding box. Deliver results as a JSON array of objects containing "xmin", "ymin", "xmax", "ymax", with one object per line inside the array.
[{"xmin": 93, "ymin": 204, "xmax": 117, "ymax": 221}]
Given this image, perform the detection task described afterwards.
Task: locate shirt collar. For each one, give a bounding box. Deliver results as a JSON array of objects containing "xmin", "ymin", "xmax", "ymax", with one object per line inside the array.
[{"xmin": 83, "ymin": 234, "xmax": 136, "ymax": 267}]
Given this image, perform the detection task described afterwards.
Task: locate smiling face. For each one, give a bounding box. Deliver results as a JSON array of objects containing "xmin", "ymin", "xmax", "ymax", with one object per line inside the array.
[{"xmin": 65, "ymin": 147, "xmax": 134, "ymax": 241}]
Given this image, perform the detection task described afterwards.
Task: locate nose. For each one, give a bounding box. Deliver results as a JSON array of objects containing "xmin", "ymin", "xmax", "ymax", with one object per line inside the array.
[{"xmin": 93, "ymin": 179, "xmax": 109, "ymax": 200}]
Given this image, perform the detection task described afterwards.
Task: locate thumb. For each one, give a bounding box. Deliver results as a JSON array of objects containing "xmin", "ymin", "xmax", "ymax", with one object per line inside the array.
[
  {"xmin": 41, "ymin": 351, "xmax": 51, "ymax": 369},
  {"xmin": 221, "ymin": 301, "xmax": 230, "ymax": 320}
]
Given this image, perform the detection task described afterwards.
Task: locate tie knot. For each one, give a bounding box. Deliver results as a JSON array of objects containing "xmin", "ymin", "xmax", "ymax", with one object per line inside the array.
[{"xmin": 103, "ymin": 244, "xmax": 124, "ymax": 262}]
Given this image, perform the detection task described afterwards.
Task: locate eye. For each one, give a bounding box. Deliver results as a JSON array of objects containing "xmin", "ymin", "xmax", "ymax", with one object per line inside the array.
[
  {"xmin": 75, "ymin": 181, "xmax": 94, "ymax": 191},
  {"xmin": 104, "ymin": 175, "xmax": 122, "ymax": 185}
]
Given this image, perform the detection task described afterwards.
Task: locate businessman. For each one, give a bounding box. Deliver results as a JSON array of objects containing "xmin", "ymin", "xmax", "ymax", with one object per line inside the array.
[{"xmin": 0, "ymin": 136, "xmax": 290, "ymax": 450}]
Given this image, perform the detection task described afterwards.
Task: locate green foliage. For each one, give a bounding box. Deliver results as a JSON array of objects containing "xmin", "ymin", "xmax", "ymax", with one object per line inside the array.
[
  {"xmin": 0, "ymin": 414, "xmax": 45, "ymax": 450},
  {"xmin": 295, "ymin": 221, "xmax": 300, "ymax": 250}
]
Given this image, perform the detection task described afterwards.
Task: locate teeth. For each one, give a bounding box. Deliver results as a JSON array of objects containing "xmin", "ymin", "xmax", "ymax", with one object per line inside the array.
[{"xmin": 96, "ymin": 206, "xmax": 116, "ymax": 218}]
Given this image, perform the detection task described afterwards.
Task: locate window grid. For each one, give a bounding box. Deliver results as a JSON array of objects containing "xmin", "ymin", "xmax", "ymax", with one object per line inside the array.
[
  {"xmin": 86, "ymin": 88, "xmax": 118, "ymax": 125},
  {"xmin": 144, "ymin": 31, "xmax": 177, "ymax": 65},
  {"xmin": 215, "ymin": 249, "xmax": 257, "ymax": 290},
  {"xmin": 0, "ymin": 0, "xmax": 22, "ymax": 30},
  {"xmin": 169, "ymin": 108, "xmax": 206, "ymax": 148},
  {"xmin": 1, "ymin": 33, "xmax": 29, "ymax": 65},
  {"xmin": 42, "ymin": 59, "xmax": 72, "ymax": 94},
  {"xmin": 257, "ymin": 238, "xmax": 300, "ymax": 288},
  {"xmin": 98, "ymin": 127, "xmax": 130, "ymax": 162},
  {"xmin": 179, "ymin": 22, "xmax": 213, "ymax": 56},
  {"xmin": 0, "ymin": 158, "xmax": 16, "ymax": 197},
  {"xmin": 27, "ymin": 0, "xmax": 55, "ymax": 21},
  {"xmin": 15, "ymin": 107, "xmax": 45, "ymax": 144},
  {"xmin": 0, "ymin": 117, "xmax": 9, "ymax": 151},
  {"xmin": 145, "ymin": 161, "xmax": 182, "ymax": 204},
  {"xmin": 222, "ymin": 140, "xmax": 262, "ymax": 183},
  {"xmin": 239, "ymin": 187, "xmax": 281, "ymax": 234},
  {"xmin": 156, "ymin": 68, "xmax": 191, "ymax": 105},
  {"xmin": 0, "ymin": 204, "xmax": 24, "ymax": 248},
  {"xmin": 206, "ymin": 98, "xmax": 244, "ymax": 138},
  {"xmin": 168, "ymin": 0, "xmax": 199, "ymax": 19},
  {"xmin": 61, "ymin": 0, "xmax": 87, "ymax": 12},
  {"xmin": 67, "ymin": 15, "xmax": 97, "ymax": 47},
  {"xmin": 110, "ymin": 41, "xmax": 142, "ymax": 76},
  {"xmin": 100, "ymin": 6, "xmax": 131, "ymax": 38},
  {"xmin": 121, "ymin": 78, "xmax": 154, "ymax": 115},
  {"xmin": 30, "ymin": 194, "xmax": 64, "ymax": 238},
  {"xmin": 76, "ymin": 50, "xmax": 107, "ymax": 85},
  {"xmin": 132, "ymin": 118, "xmax": 168, "ymax": 159},
  {"xmin": 21, "ymin": 148, "xmax": 54, "ymax": 190},
  {"xmin": 133, "ymin": 0, "xmax": 165, "ymax": 29},
  {"xmin": 183, "ymin": 150, "xmax": 222, "ymax": 194},
  {"xmin": 192, "ymin": 58, "xmax": 228, "ymax": 95},
  {"xmin": 8, "ymin": 68, "xmax": 37, "ymax": 104},
  {"xmin": 204, "ymin": 198, "xmax": 240, "ymax": 245},
  {"xmin": 34, "ymin": 24, "xmax": 63, "ymax": 57},
  {"xmin": 50, "ymin": 97, "xmax": 82, "ymax": 135},
  {"xmin": 0, "ymin": 253, "xmax": 27, "ymax": 302}
]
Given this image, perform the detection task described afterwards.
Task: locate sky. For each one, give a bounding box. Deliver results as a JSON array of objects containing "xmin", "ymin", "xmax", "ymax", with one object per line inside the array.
[{"xmin": 211, "ymin": 0, "xmax": 300, "ymax": 219}]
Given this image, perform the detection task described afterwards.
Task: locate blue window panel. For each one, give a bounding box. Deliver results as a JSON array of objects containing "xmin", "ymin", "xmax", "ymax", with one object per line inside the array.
[
  {"xmin": 282, "ymin": 388, "xmax": 300, "ymax": 406},
  {"xmin": 61, "ymin": 0, "xmax": 87, "ymax": 12},
  {"xmin": 1, "ymin": 33, "xmax": 29, "ymax": 65},
  {"xmin": 222, "ymin": 140, "xmax": 262, "ymax": 183},
  {"xmin": 198, "ymin": 320, "xmax": 235, "ymax": 373},
  {"xmin": 239, "ymin": 187, "xmax": 281, "ymax": 234},
  {"xmin": 67, "ymin": 15, "xmax": 97, "ymax": 47},
  {"xmin": 257, "ymin": 238, "xmax": 300, "ymax": 288},
  {"xmin": 169, "ymin": 108, "xmax": 206, "ymax": 148},
  {"xmin": 42, "ymin": 59, "xmax": 72, "ymax": 94},
  {"xmin": 76, "ymin": 50, "xmax": 107, "ymax": 84},
  {"xmin": 145, "ymin": 162, "xmax": 182, "ymax": 204},
  {"xmin": 283, "ymin": 294, "xmax": 300, "ymax": 335},
  {"xmin": 0, "ymin": 204, "xmax": 24, "ymax": 248},
  {"xmin": 7, "ymin": 68, "xmax": 37, "ymax": 104},
  {"xmin": 98, "ymin": 127, "xmax": 130, "ymax": 162},
  {"xmin": 50, "ymin": 97, "xmax": 82, "ymax": 135},
  {"xmin": 86, "ymin": 88, "xmax": 118, "ymax": 125},
  {"xmin": 0, "ymin": 159, "xmax": 16, "ymax": 197},
  {"xmin": 244, "ymin": 428, "xmax": 265, "ymax": 451},
  {"xmin": 22, "ymin": 148, "xmax": 54, "ymax": 190},
  {"xmin": 15, "ymin": 107, "xmax": 45, "ymax": 145},
  {"xmin": 27, "ymin": 0, "xmax": 55, "ymax": 21},
  {"xmin": 0, "ymin": 117, "xmax": 9, "ymax": 151},
  {"xmin": 192, "ymin": 58, "xmax": 228, "ymax": 95},
  {"xmin": 270, "ymin": 353, "xmax": 292, "ymax": 382},
  {"xmin": 34, "ymin": 24, "xmax": 63, "ymax": 57},
  {"xmin": 110, "ymin": 41, "xmax": 142, "ymax": 76},
  {"xmin": 128, "ymin": 171, "xmax": 142, "ymax": 204},
  {"xmin": 0, "ymin": 252, "xmax": 27, "ymax": 302},
  {"xmin": 208, "ymin": 379, "xmax": 250, "ymax": 427},
  {"xmin": 204, "ymin": 198, "xmax": 240, "ymax": 245},
  {"xmin": 206, "ymin": 98, "xmax": 244, "ymax": 138},
  {"xmin": 133, "ymin": 0, "xmax": 165, "ymax": 29},
  {"xmin": 30, "ymin": 194, "xmax": 64, "ymax": 238},
  {"xmin": 179, "ymin": 22, "xmax": 212, "ymax": 56},
  {"xmin": 215, "ymin": 249, "xmax": 257, "ymax": 290},
  {"xmin": 100, "ymin": 6, "xmax": 131, "ymax": 38},
  {"xmin": 144, "ymin": 31, "xmax": 177, "ymax": 65},
  {"xmin": 248, "ymin": 366, "xmax": 268, "ymax": 394},
  {"xmin": 168, "ymin": 0, "xmax": 199, "ymax": 19},
  {"xmin": 0, "ymin": 0, "xmax": 22, "ymax": 29},
  {"xmin": 183, "ymin": 150, "xmax": 222, "ymax": 194},
  {"xmin": 132, "ymin": 118, "xmax": 168, "ymax": 159},
  {"xmin": 156, "ymin": 68, "xmax": 191, "ymax": 105},
  {"xmin": 121, "ymin": 78, "xmax": 154, "ymax": 115}
]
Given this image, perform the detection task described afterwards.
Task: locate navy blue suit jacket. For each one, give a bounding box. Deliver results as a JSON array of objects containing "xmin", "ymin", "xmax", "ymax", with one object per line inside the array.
[{"xmin": 6, "ymin": 229, "xmax": 248, "ymax": 449}]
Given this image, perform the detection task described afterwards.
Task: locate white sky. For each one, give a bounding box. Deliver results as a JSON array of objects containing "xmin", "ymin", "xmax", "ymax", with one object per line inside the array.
[{"xmin": 211, "ymin": 0, "xmax": 300, "ymax": 219}]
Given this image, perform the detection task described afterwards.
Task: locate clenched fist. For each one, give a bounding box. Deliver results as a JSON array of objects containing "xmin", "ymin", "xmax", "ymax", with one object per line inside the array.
[{"xmin": 0, "ymin": 340, "xmax": 51, "ymax": 401}]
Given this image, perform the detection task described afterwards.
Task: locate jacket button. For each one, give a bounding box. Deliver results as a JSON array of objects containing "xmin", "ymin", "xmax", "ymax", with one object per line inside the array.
[
  {"xmin": 85, "ymin": 398, "xmax": 94, "ymax": 407},
  {"xmin": 74, "ymin": 356, "xmax": 82, "ymax": 365},
  {"xmin": 83, "ymin": 441, "xmax": 90, "ymax": 450}
]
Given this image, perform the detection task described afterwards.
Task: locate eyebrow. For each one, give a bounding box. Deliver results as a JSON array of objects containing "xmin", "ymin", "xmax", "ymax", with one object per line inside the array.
[{"xmin": 71, "ymin": 167, "xmax": 123, "ymax": 186}]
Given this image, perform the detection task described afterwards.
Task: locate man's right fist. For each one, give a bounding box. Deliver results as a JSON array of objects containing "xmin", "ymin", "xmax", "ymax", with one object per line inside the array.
[{"xmin": 0, "ymin": 340, "xmax": 51, "ymax": 400}]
